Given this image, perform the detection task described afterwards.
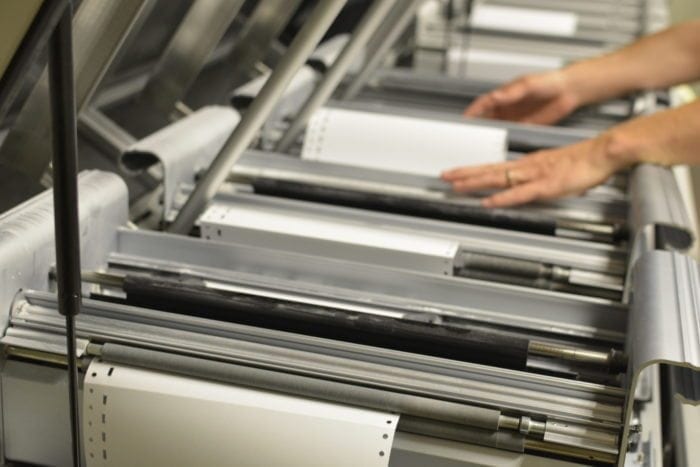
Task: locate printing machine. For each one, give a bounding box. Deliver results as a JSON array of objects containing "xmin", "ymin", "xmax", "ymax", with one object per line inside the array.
[{"xmin": 1, "ymin": 1, "xmax": 699, "ymax": 466}]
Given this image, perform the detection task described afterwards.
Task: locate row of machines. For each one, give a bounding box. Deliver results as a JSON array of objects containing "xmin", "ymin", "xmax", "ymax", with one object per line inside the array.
[{"xmin": 1, "ymin": 0, "xmax": 699, "ymax": 466}]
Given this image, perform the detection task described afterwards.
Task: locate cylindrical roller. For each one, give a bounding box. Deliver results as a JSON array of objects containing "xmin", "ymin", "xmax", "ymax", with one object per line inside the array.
[
  {"xmin": 398, "ymin": 416, "xmax": 525, "ymax": 453},
  {"xmin": 251, "ymin": 178, "xmax": 557, "ymax": 236},
  {"xmin": 100, "ymin": 343, "xmax": 502, "ymax": 431},
  {"xmin": 453, "ymin": 268, "xmax": 622, "ymax": 301},
  {"xmin": 461, "ymin": 252, "xmax": 553, "ymax": 280},
  {"xmin": 528, "ymin": 341, "xmax": 627, "ymax": 373},
  {"xmin": 120, "ymin": 275, "xmax": 530, "ymax": 370}
]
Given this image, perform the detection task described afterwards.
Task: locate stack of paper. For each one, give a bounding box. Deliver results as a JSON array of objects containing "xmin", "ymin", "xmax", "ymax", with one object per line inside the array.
[
  {"xmin": 447, "ymin": 47, "xmax": 564, "ymax": 80},
  {"xmin": 301, "ymin": 107, "xmax": 508, "ymax": 177},
  {"xmin": 471, "ymin": 4, "xmax": 579, "ymax": 37}
]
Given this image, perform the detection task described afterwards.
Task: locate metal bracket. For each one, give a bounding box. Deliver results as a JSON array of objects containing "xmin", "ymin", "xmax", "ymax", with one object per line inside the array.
[
  {"xmin": 120, "ymin": 106, "xmax": 240, "ymax": 221},
  {"xmin": 620, "ymin": 250, "xmax": 700, "ymax": 466},
  {"xmin": 629, "ymin": 164, "xmax": 694, "ymax": 254}
]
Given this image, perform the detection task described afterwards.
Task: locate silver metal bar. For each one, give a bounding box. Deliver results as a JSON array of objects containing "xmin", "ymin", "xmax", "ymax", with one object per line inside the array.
[
  {"xmin": 208, "ymin": 0, "xmax": 303, "ymax": 100},
  {"xmin": 528, "ymin": 341, "xmax": 624, "ymax": 369},
  {"xmin": 0, "ymin": 0, "xmax": 155, "ymax": 185},
  {"xmin": 275, "ymin": 0, "xmax": 399, "ymax": 152},
  {"xmin": 343, "ymin": 0, "xmax": 423, "ymax": 100},
  {"xmin": 14, "ymin": 291, "xmax": 627, "ymax": 427},
  {"xmin": 168, "ymin": 0, "xmax": 347, "ymax": 234},
  {"xmin": 99, "ymin": 342, "xmax": 504, "ymax": 431},
  {"xmin": 138, "ymin": 0, "xmax": 245, "ymax": 118},
  {"xmin": 397, "ymin": 416, "xmax": 525, "ymax": 453},
  {"xmin": 78, "ymin": 107, "xmax": 136, "ymax": 160},
  {"xmin": 114, "ymin": 228, "xmax": 629, "ymax": 343}
]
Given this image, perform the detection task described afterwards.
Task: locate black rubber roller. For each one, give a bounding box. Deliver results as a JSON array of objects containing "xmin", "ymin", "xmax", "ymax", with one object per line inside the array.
[
  {"xmin": 122, "ymin": 275, "xmax": 530, "ymax": 371},
  {"xmin": 251, "ymin": 178, "xmax": 557, "ymax": 236},
  {"xmin": 461, "ymin": 252, "xmax": 551, "ymax": 280}
]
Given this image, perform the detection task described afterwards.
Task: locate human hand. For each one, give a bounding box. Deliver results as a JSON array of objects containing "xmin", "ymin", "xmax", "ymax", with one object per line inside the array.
[
  {"xmin": 441, "ymin": 133, "xmax": 627, "ymax": 208},
  {"xmin": 463, "ymin": 70, "xmax": 581, "ymax": 125}
]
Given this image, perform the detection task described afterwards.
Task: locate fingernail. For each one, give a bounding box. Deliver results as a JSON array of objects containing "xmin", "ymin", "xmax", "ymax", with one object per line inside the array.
[{"xmin": 481, "ymin": 199, "xmax": 493, "ymax": 208}]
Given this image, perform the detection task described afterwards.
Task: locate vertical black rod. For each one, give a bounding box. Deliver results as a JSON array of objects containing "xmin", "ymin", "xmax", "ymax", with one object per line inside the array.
[{"xmin": 48, "ymin": 3, "xmax": 83, "ymax": 466}]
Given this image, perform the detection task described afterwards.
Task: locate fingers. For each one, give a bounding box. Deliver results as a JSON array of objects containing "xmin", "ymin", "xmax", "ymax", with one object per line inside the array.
[
  {"xmin": 452, "ymin": 170, "xmax": 509, "ymax": 193},
  {"xmin": 519, "ymin": 98, "xmax": 574, "ymax": 126},
  {"xmin": 464, "ymin": 94, "xmax": 496, "ymax": 118},
  {"xmin": 463, "ymin": 78, "xmax": 529, "ymax": 118},
  {"xmin": 481, "ymin": 181, "xmax": 549, "ymax": 208},
  {"xmin": 491, "ymin": 80, "xmax": 529, "ymax": 106},
  {"xmin": 441, "ymin": 160, "xmax": 518, "ymax": 181},
  {"xmin": 453, "ymin": 164, "xmax": 542, "ymax": 194}
]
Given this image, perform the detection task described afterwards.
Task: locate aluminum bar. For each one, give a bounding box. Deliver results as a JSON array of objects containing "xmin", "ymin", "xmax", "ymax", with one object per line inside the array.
[
  {"xmin": 169, "ymin": 0, "xmax": 347, "ymax": 234},
  {"xmin": 99, "ymin": 343, "xmax": 503, "ymax": 431},
  {"xmin": 343, "ymin": 0, "xmax": 423, "ymax": 100},
  {"xmin": 206, "ymin": 0, "xmax": 303, "ymax": 100},
  {"xmin": 0, "ymin": 0, "xmax": 154, "ymax": 185},
  {"xmin": 138, "ymin": 0, "xmax": 245, "ymax": 118},
  {"xmin": 0, "ymin": 0, "xmax": 63, "ymax": 122},
  {"xmin": 78, "ymin": 107, "xmax": 135, "ymax": 160},
  {"xmin": 275, "ymin": 0, "xmax": 399, "ymax": 152}
]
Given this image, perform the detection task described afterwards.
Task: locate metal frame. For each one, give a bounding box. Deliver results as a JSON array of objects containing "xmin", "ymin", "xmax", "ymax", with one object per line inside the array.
[
  {"xmin": 0, "ymin": 0, "xmax": 155, "ymax": 186},
  {"xmin": 619, "ymin": 251, "xmax": 700, "ymax": 466},
  {"xmin": 111, "ymin": 228, "xmax": 628, "ymax": 343},
  {"xmin": 275, "ymin": 0, "xmax": 399, "ymax": 152},
  {"xmin": 169, "ymin": 0, "xmax": 348, "ymax": 234},
  {"xmin": 137, "ymin": 0, "xmax": 245, "ymax": 118}
]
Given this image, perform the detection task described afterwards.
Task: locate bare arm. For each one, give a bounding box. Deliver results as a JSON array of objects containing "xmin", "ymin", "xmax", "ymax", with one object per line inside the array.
[
  {"xmin": 567, "ymin": 19, "xmax": 700, "ymax": 105},
  {"xmin": 443, "ymin": 100, "xmax": 700, "ymax": 208},
  {"xmin": 464, "ymin": 20, "xmax": 700, "ymax": 125}
]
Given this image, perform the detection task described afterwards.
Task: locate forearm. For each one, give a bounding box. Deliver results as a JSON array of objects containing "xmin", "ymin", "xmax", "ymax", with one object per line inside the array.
[
  {"xmin": 604, "ymin": 99, "xmax": 700, "ymax": 168},
  {"xmin": 563, "ymin": 20, "xmax": 700, "ymax": 106}
]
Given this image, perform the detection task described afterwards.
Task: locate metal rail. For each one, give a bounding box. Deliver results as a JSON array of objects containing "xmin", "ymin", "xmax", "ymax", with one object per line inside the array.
[
  {"xmin": 169, "ymin": 0, "xmax": 347, "ymax": 234},
  {"xmin": 343, "ymin": 0, "xmax": 424, "ymax": 100},
  {"xmin": 138, "ymin": 0, "xmax": 245, "ymax": 118},
  {"xmin": 276, "ymin": 0, "xmax": 399, "ymax": 152},
  {"xmin": 0, "ymin": 0, "xmax": 154, "ymax": 187}
]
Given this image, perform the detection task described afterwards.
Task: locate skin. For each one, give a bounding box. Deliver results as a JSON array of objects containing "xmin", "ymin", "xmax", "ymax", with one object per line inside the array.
[{"xmin": 441, "ymin": 20, "xmax": 700, "ymax": 208}]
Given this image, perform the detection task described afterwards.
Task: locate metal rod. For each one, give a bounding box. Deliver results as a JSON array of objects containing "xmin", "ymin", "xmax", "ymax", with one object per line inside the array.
[
  {"xmin": 100, "ymin": 343, "xmax": 503, "ymax": 431},
  {"xmin": 139, "ymin": 0, "xmax": 246, "ymax": 118},
  {"xmin": 82, "ymin": 270, "xmax": 126, "ymax": 288},
  {"xmin": 0, "ymin": 0, "xmax": 65, "ymax": 122},
  {"xmin": 0, "ymin": 0, "xmax": 154, "ymax": 186},
  {"xmin": 275, "ymin": 0, "xmax": 399, "ymax": 152},
  {"xmin": 48, "ymin": 3, "xmax": 83, "ymax": 465},
  {"xmin": 398, "ymin": 416, "xmax": 525, "ymax": 453},
  {"xmin": 342, "ymin": 0, "xmax": 423, "ymax": 100},
  {"xmin": 529, "ymin": 341, "xmax": 627, "ymax": 372},
  {"xmin": 168, "ymin": 0, "xmax": 347, "ymax": 234},
  {"xmin": 206, "ymin": 0, "xmax": 303, "ymax": 101},
  {"xmin": 78, "ymin": 107, "xmax": 136, "ymax": 160}
]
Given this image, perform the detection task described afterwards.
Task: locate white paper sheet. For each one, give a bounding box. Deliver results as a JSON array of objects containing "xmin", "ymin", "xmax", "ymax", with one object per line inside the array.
[
  {"xmin": 447, "ymin": 47, "xmax": 564, "ymax": 80},
  {"xmin": 301, "ymin": 107, "xmax": 507, "ymax": 177},
  {"xmin": 200, "ymin": 203, "xmax": 459, "ymax": 276},
  {"xmin": 471, "ymin": 4, "xmax": 579, "ymax": 37},
  {"xmin": 84, "ymin": 360, "xmax": 399, "ymax": 467}
]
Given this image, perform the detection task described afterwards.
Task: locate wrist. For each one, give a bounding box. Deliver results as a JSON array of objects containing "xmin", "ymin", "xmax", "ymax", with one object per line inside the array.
[
  {"xmin": 599, "ymin": 128, "xmax": 642, "ymax": 170},
  {"xmin": 560, "ymin": 58, "xmax": 616, "ymax": 108}
]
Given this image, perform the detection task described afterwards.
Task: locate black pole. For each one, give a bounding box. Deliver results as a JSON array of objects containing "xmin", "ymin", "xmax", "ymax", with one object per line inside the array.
[{"xmin": 48, "ymin": 2, "xmax": 82, "ymax": 466}]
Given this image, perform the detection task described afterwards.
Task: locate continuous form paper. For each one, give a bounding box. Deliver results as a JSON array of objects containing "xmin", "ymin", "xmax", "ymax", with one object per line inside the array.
[
  {"xmin": 200, "ymin": 203, "xmax": 459, "ymax": 276},
  {"xmin": 84, "ymin": 360, "xmax": 399, "ymax": 467},
  {"xmin": 301, "ymin": 107, "xmax": 507, "ymax": 177},
  {"xmin": 447, "ymin": 47, "xmax": 564, "ymax": 81},
  {"xmin": 471, "ymin": 4, "xmax": 579, "ymax": 37}
]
